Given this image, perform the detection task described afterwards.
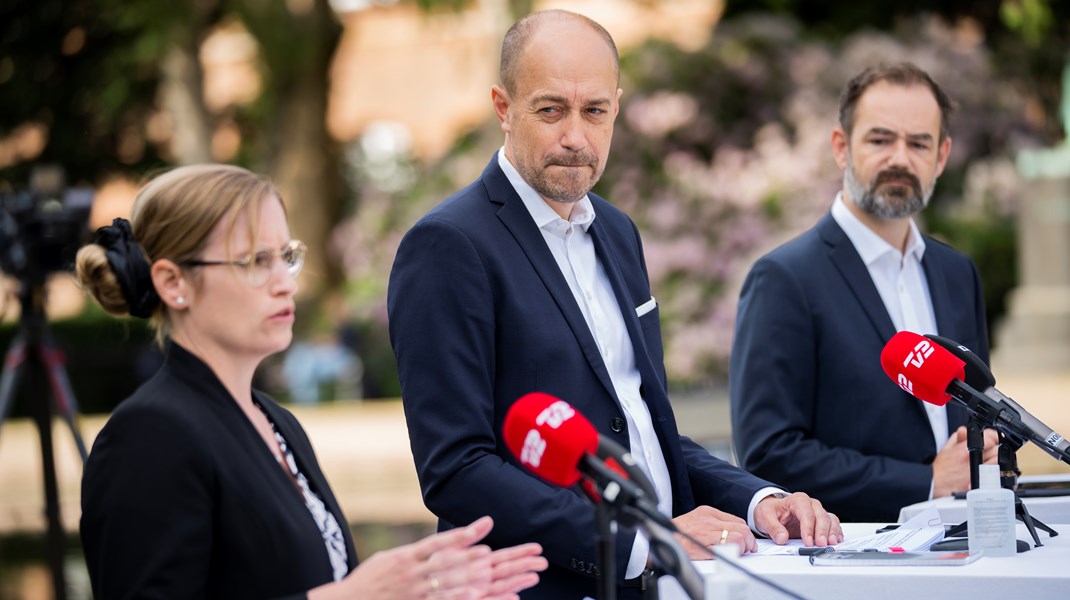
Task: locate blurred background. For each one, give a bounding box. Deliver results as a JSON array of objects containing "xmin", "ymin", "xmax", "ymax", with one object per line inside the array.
[{"xmin": 1, "ymin": 0, "xmax": 1068, "ymax": 597}]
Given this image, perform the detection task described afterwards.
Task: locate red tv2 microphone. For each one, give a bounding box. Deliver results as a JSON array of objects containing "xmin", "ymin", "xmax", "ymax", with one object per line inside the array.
[
  {"xmin": 880, "ymin": 331, "xmax": 1070, "ymax": 465},
  {"xmin": 503, "ymin": 392, "xmax": 669, "ymax": 528},
  {"xmin": 504, "ymin": 393, "xmax": 804, "ymax": 600},
  {"xmin": 880, "ymin": 331, "xmax": 966, "ymax": 406},
  {"xmin": 503, "ymin": 391, "xmax": 598, "ymax": 487}
]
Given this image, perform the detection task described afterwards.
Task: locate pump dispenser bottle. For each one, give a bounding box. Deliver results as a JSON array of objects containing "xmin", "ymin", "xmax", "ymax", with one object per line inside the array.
[{"xmin": 966, "ymin": 463, "xmax": 1017, "ymax": 556}]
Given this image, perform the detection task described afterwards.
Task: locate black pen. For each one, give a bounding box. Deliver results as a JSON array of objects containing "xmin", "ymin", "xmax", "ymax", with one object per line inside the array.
[{"xmin": 798, "ymin": 547, "xmax": 879, "ymax": 555}]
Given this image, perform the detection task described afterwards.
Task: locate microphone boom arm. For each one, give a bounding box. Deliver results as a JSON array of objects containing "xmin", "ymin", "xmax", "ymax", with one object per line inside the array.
[{"xmin": 946, "ymin": 380, "xmax": 1070, "ymax": 465}]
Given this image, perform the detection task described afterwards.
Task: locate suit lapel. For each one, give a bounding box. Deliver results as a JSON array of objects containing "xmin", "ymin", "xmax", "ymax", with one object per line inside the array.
[
  {"xmin": 820, "ymin": 214, "xmax": 897, "ymax": 342},
  {"xmin": 921, "ymin": 246, "xmax": 954, "ymax": 338},
  {"xmin": 590, "ymin": 217, "xmax": 690, "ymax": 507},
  {"xmin": 481, "ymin": 161, "xmax": 620, "ymax": 403},
  {"xmin": 821, "ymin": 214, "xmax": 942, "ymax": 436},
  {"xmin": 921, "ymin": 246, "xmax": 968, "ymax": 432},
  {"xmin": 588, "ymin": 219, "xmax": 661, "ymax": 392}
]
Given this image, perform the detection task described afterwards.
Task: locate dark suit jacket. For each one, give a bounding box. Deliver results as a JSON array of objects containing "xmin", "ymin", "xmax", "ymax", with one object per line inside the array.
[
  {"xmin": 80, "ymin": 342, "xmax": 357, "ymax": 599},
  {"xmin": 388, "ymin": 156, "xmax": 774, "ymax": 599},
  {"xmin": 730, "ymin": 212, "xmax": 989, "ymax": 523}
]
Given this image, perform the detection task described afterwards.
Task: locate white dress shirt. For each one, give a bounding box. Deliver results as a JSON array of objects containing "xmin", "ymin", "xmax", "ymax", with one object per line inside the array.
[
  {"xmin": 831, "ymin": 194, "xmax": 948, "ymax": 496},
  {"xmin": 498, "ymin": 148, "xmax": 780, "ymax": 576}
]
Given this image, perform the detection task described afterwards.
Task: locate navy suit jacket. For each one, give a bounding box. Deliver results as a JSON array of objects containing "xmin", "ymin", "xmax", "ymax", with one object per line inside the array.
[
  {"xmin": 389, "ymin": 156, "xmax": 774, "ymax": 598},
  {"xmin": 730, "ymin": 212, "xmax": 989, "ymax": 523}
]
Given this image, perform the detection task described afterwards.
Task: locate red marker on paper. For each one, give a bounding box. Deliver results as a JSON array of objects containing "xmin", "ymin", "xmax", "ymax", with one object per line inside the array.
[{"xmin": 888, "ymin": 547, "xmax": 905, "ymax": 553}]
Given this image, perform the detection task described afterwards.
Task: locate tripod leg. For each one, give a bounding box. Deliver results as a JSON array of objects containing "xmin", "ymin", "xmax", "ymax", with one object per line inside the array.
[
  {"xmin": 1015, "ymin": 496, "xmax": 1058, "ymax": 544},
  {"xmin": 946, "ymin": 521, "xmax": 967, "ymax": 538},
  {"xmin": 0, "ymin": 334, "xmax": 29, "ymax": 436},
  {"xmin": 1015, "ymin": 498, "xmax": 1043, "ymax": 548},
  {"xmin": 37, "ymin": 343, "xmax": 88, "ymax": 462},
  {"xmin": 26, "ymin": 354, "xmax": 70, "ymax": 600},
  {"xmin": 595, "ymin": 503, "xmax": 617, "ymax": 600}
]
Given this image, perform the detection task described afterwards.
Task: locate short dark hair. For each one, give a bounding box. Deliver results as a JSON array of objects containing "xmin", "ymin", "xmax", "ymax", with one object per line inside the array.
[
  {"xmin": 838, "ymin": 62, "xmax": 955, "ymax": 141},
  {"xmin": 499, "ymin": 9, "xmax": 619, "ymax": 96}
]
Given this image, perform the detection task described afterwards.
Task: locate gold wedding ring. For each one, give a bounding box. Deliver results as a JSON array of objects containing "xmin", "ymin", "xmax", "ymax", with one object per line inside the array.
[
  {"xmin": 719, "ymin": 529, "xmax": 729, "ymax": 545},
  {"xmin": 430, "ymin": 575, "xmax": 440, "ymax": 594}
]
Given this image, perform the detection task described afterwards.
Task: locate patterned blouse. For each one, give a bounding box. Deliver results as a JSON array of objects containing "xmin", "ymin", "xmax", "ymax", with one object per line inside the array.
[{"xmin": 257, "ymin": 400, "xmax": 349, "ymax": 582}]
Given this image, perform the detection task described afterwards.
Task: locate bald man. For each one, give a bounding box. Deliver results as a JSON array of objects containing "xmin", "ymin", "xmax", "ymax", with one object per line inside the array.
[{"xmin": 389, "ymin": 10, "xmax": 840, "ymax": 598}]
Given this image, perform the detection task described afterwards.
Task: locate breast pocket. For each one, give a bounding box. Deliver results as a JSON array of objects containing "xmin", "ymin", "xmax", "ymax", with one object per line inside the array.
[{"xmin": 637, "ymin": 302, "xmax": 664, "ymax": 366}]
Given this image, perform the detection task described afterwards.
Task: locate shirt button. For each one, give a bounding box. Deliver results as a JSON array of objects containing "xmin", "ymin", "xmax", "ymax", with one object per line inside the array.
[{"xmin": 610, "ymin": 417, "xmax": 625, "ymax": 433}]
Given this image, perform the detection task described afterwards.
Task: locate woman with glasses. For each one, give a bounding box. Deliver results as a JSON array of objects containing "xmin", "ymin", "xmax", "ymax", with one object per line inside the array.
[{"xmin": 75, "ymin": 164, "xmax": 546, "ymax": 599}]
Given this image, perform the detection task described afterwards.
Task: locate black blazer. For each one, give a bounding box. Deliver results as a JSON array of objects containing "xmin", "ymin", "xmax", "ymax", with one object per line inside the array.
[
  {"xmin": 80, "ymin": 342, "xmax": 357, "ymax": 599},
  {"xmin": 730, "ymin": 212, "xmax": 989, "ymax": 522},
  {"xmin": 388, "ymin": 156, "xmax": 774, "ymax": 599}
]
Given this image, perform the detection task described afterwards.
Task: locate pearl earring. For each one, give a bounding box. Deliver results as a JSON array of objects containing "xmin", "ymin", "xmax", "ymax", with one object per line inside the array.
[{"xmin": 176, "ymin": 296, "xmax": 185, "ymax": 305}]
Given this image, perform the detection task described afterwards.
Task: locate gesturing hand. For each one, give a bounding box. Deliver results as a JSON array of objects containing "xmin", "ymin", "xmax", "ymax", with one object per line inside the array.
[{"xmin": 310, "ymin": 516, "xmax": 546, "ymax": 600}]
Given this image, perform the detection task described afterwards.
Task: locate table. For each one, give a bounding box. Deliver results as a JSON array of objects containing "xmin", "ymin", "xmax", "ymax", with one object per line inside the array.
[
  {"xmin": 898, "ymin": 474, "xmax": 1070, "ymax": 526},
  {"xmin": 658, "ymin": 523, "xmax": 1069, "ymax": 600}
]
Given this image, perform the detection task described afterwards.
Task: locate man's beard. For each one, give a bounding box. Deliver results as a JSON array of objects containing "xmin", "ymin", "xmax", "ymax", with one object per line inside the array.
[
  {"xmin": 516, "ymin": 150, "xmax": 601, "ymax": 204},
  {"xmin": 843, "ymin": 157, "xmax": 935, "ymax": 219}
]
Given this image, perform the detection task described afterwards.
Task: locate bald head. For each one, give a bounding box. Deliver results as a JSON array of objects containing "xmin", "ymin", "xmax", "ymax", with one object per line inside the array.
[{"xmin": 499, "ymin": 10, "xmax": 619, "ymax": 97}]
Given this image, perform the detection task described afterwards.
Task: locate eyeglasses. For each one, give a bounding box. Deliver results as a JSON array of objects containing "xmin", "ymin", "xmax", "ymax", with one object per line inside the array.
[{"xmin": 182, "ymin": 240, "xmax": 307, "ymax": 287}]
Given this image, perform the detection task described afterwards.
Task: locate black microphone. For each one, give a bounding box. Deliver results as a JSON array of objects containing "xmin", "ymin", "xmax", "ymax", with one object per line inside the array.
[
  {"xmin": 583, "ymin": 436, "xmax": 665, "ymax": 525},
  {"xmin": 925, "ymin": 334, "xmax": 1070, "ymax": 464}
]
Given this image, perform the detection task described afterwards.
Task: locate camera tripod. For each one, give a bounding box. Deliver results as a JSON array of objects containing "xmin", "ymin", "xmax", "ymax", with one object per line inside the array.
[{"xmin": 0, "ymin": 281, "xmax": 88, "ymax": 600}]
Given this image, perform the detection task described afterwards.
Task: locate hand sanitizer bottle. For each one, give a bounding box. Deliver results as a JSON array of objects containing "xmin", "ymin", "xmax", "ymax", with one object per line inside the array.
[{"xmin": 967, "ymin": 463, "xmax": 1017, "ymax": 557}]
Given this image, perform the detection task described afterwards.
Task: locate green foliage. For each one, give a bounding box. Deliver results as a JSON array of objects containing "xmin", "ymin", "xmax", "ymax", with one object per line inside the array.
[
  {"xmin": 1000, "ymin": 0, "xmax": 1055, "ymax": 47},
  {"xmin": 0, "ymin": 0, "xmax": 174, "ymax": 184},
  {"xmin": 415, "ymin": 0, "xmax": 471, "ymax": 12}
]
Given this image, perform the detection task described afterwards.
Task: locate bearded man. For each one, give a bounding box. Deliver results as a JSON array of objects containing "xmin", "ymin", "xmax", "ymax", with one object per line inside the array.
[{"xmin": 730, "ymin": 63, "xmax": 998, "ymax": 523}]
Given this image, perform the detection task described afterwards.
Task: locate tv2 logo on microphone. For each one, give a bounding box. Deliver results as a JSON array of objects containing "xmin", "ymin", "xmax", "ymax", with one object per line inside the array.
[
  {"xmin": 536, "ymin": 401, "xmax": 575, "ymax": 428},
  {"xmin": 521, "ymin": 401, "xmax": 577, "ymax": 468},
  {"xmin": 520, "ymin": 431, "xmax": 547, "ymax": 467},
  {"xmin": 896, "ymin": 339, "xmax": 935, "ymax": 395}
]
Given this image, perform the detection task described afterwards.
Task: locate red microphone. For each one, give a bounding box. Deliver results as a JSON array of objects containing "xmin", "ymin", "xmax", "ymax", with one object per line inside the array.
[
  {"xmin": 503, "ymin": 392, "xmax": 598, "ymax": 486},
  {"xmin": 503, "ymin": 392, "xmax": 672, "ymax": 529},
  {"xmin": 880, "ymin": 330, "xmax": 966, "ymax": 406}
]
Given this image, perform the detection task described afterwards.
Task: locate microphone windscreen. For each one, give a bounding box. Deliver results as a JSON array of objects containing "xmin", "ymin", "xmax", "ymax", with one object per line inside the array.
[
  {"xmin": 503, "ymin": 392, "xmax": 598, "ymax": 487},
  {"xmin": 880, "ymin": 331, "xmax": 966, "ymax": 407}
]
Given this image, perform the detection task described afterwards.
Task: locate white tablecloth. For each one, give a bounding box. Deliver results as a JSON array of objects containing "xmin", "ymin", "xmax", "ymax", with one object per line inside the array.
[{"xmin": 658, "ymin": 522, "xmax": 1069, "ymax": 600}]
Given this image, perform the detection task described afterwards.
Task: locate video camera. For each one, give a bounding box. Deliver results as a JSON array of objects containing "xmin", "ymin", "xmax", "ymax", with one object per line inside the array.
[{"xmin": 0, "ymin": 165, "xmax": 94, "ymax": 286}]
